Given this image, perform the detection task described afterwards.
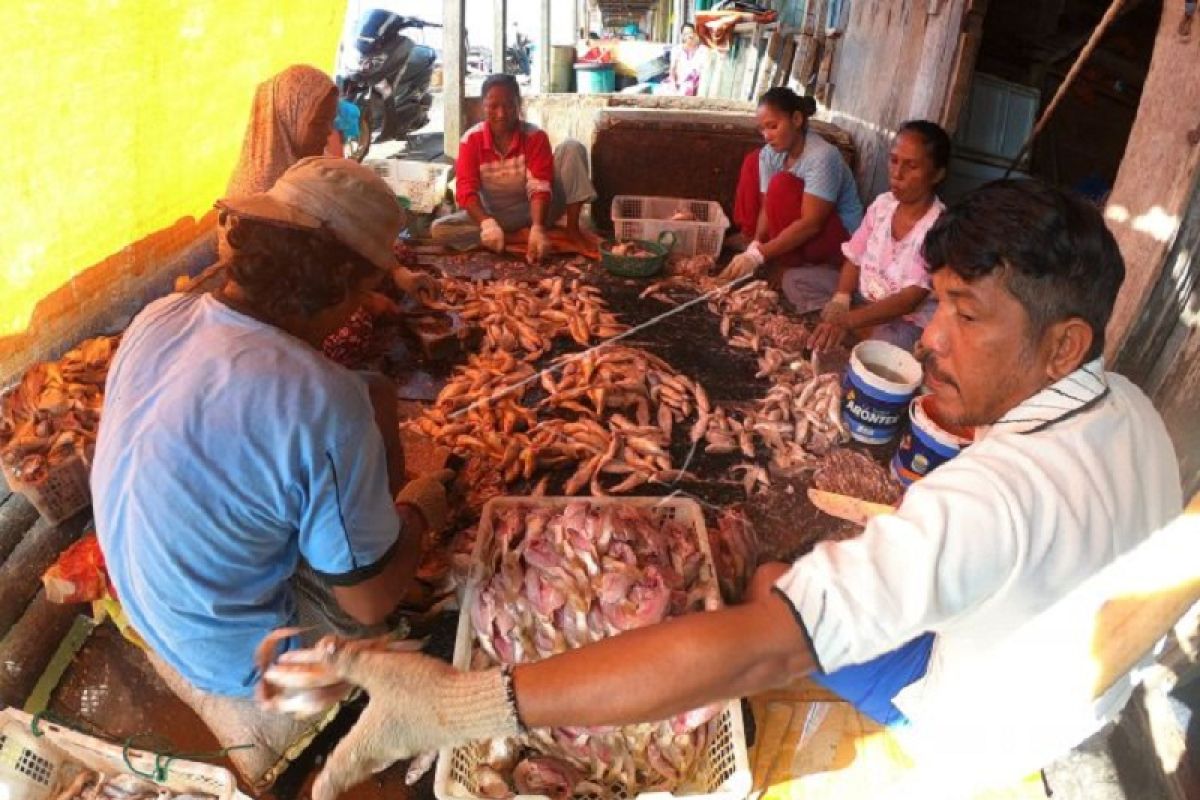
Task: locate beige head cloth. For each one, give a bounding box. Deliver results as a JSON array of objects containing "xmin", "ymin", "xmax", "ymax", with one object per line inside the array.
[{"xmin": 225, "ymin": 64, "xmax": 337, "ymax": 200}]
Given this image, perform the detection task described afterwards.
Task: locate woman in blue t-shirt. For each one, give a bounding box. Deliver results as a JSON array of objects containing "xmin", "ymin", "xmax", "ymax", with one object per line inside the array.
[{"xmin": 720, "ymin": 88, "xmax": 864, "ymax": 284}]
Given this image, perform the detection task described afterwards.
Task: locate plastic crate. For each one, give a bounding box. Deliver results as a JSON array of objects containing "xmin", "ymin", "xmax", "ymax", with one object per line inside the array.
[
  {"xmin": 0, "ymin": 708, "xmax": 246, "ymax": 800},
  {"xmin": 611, "ymin": 196, "xmax": 731, "ymax": 259},
  {"xmin": 434, "ymin": 496, "xmax": 751, "ymax": 800},
  {"xmin": 2, "ymin": 454, "xmax": 91, "ymax": 524}
]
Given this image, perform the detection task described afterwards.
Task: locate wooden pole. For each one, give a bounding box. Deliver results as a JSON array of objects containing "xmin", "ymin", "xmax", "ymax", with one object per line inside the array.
[
  {"xmin": 539, "ymin": 0, "xmax": 552, "ymax": 93},
  {"xmin": 493, "ymin": 0, "xmax": 506, "ymax": 75},
  {"xmin": 1006, "ymin": 0, "xmax": 1129, "ymax": 175},
  {"xmin": 444, "ymin": 0, "xmax": 467, "ymax": 158}
]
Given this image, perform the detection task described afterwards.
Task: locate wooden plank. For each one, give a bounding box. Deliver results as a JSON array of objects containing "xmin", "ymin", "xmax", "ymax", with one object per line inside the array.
[
  {"xmin": 941, "ymin": 5, "xmax": 986, "ymax": 133},
  {"xmin": 799, "ymin": 33, "xmax": 822, "ymax": 94},
  {"xmin": 493, "ymin": 0, "xmax": 506, "ymax": 76},
  {"xmin": 0, "ymin": 513, "xmax": 89, "ymax": 639},
  {"xmin": 0, "ymin": 492, "xmax": 40, "ymax": 566},
  {"xmin": 905, "ymin": 0, "xmax": 971, "ymax": 121},
  {"xmin": 814, "ymin": 33, "xmax": 838, "ymax": 106},
  {"xmin": 789, "ymin": 33, "xmax": 815, "ymax": 92},
  {"xmin": 442, "ymin": 0, "xmax": 467, "ymax": 158},
  {"xmin": 739, "ymin": 24, "xmax": 767, "ymax": 101},
  {"xmin": 753, "ymin": 27, "xmax": 786, "ymax": 99},
  {"xmin": 773, "ymin": 33, "xmax": 797, "ymax": 88},
  {"xmin": 0, "ymin": 595, "xmax": 87, "ymax": 709},
  {"xmin": 539, "ymin": 0, "xmax": 552, "ymax": 93},
  {"xmin": 739, "ymin": 24, "xmax": 768, "ymax": 100}
]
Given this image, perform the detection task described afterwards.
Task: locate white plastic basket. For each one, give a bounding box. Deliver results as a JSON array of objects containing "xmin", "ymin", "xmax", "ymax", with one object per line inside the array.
[
  {"xmin": 611, "ymin": 196, "xmax": 731, "ymax": 259},
  {"xmin": 434, "ymin": 496, "xmax": 751, "ymax": 800},
  {"xmin": 0, "ymin": 709, "xmax": 246, "ymax": 800}
]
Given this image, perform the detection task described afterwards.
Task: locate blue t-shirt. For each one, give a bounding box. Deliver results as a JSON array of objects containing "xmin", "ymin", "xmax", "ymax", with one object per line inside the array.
[
  {"xmin": 93, "ymin": 294, "xmax": 400, "ymax": 697},
  {"xmin": 759, "ymin": 131, "xmax": 864, "ymax": 233}
]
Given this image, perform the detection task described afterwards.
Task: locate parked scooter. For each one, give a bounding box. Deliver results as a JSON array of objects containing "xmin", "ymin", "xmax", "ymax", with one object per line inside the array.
[{"xmin": 338, "ymin": 9, "xmax": 440, "ymax": 153}]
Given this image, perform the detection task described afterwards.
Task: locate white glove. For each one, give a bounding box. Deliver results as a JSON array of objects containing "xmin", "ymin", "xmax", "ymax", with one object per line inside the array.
[
  {"xmin": 820, "ymin": 291, "xmax": 852, "ymax": 323},
  {"xmin": 716, "ymin": 241, "xmax": 765, "ymax": 283},
  {"xmin": 262, "ymin": 648, "xmax": 520, "ymax": 800},
  {"xmin": 480, "ymin": 218, "xmax": 505, "ymax": 253},
  {"xmin": 391, "ymin": 267, "xmax": 437, "ymax": 303},
  {"xmin": 526, "ymin": 224, "xmax": 550, "ymax": 264}
]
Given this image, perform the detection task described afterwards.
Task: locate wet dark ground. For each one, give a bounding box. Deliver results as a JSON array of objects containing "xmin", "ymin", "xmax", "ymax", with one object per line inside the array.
[{"xmin": 39, "ymin": 251, "xmax": 884, "ymax": 800}]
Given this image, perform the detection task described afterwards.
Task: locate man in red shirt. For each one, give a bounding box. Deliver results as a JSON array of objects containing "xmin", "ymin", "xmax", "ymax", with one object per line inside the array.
[{"xmin": 431, "ymin": 74, "xmax": 596, "ymax": 263}]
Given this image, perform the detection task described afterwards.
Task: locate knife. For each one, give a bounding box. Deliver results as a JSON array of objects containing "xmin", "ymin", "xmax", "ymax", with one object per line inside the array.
[{"xmin": 807, "ymin": 487, "xmax": 897, "ymax": 526}]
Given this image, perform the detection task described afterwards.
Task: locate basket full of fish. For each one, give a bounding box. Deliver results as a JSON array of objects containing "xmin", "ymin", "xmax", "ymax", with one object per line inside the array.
[
  {"xmin": 0, "ymin": 335, "xmax": 120, "ymax": 523},
  {"xmin": 434, "ymin": 496, "xmax": 751, "ymax": 800}
]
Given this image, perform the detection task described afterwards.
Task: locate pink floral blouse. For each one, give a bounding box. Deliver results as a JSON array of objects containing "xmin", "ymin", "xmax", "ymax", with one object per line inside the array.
[{"xmin": 841, "ymin": 191, "xmax": 945, "ymax": 327}]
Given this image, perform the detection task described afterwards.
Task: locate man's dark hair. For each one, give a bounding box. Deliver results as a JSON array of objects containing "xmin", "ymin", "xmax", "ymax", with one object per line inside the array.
[
  {"xmin": 896, "ymin": 120, "xmax": 952, "ymax": 172},
  {"xmin": 923, "ymin": 179, "xmax": 1125, "ymax": 362},
  {"xmin": 224, "ymin": 215, "xmax": 379, "ymax": 320},
  {"xmin": 482, "ymin": 73, "xmax": 521, "ymax": 100}
]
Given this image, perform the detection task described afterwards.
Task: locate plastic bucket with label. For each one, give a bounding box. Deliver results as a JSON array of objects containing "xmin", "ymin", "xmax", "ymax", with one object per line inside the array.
[
  {"xmin": 891, "ymin": 394, "xmax": 974, "ymax": 485},
  {"xmin": 842, "ymin": 340, "xmax": 923, "ymax": 445}
]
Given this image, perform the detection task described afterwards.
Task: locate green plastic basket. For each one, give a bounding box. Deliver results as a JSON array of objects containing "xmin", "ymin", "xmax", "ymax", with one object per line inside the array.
[{"xmin": 600, "ymin": 231, "xmax": 676, "ymax": 278}]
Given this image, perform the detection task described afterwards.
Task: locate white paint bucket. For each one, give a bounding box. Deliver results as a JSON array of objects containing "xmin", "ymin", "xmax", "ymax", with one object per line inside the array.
[{"xmin": 841, "ymin": 340, "xmax": 923, "ymax": 445}]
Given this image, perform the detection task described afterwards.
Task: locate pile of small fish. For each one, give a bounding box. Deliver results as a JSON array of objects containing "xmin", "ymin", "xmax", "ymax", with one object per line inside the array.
[
  {"xmin": 432, "ymin": 277, "xmax": 627, "ymax": 360},
  {"xmin": 0, "ymin": 335, "xmax": 119, "ymax": 484},
  {"xmin": 709, "ymin": 280, "xmax": 809, "ymax": 357},
  {"xmin": 812, "ymin": 448, "xmax": 903, "ymax": 505},
  {"xmin": 466, "ymin": 501, "xmax": 725, "ymax": 798},
  {"xmin": 410, "ymin": 344, "xmax": 710, "ymax": 503},
  {"xmin": 51, "ymin": 767, "xmax": 213, "ymax": 800}
]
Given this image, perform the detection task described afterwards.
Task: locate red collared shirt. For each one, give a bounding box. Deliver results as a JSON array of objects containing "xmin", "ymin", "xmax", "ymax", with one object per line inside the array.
[{"xmin": 455, "ymin": 121, "xmax": 554, "ymax": 211}]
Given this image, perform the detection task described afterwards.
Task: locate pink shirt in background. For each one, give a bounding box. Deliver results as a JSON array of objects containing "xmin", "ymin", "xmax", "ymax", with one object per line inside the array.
[{"xmin": 842, "ymin": 192, "xmax": 944, "ymax": 327}]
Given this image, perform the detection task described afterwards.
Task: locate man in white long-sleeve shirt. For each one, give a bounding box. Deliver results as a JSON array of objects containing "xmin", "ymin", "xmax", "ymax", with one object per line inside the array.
[{"xmin": 262, "ymin": 180, "xmax": 1183, "ymax": 800}]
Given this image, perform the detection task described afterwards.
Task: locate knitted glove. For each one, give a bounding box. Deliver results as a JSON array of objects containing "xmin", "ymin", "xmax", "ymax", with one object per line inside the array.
[
  {"xmin": 303, "ymin": 650, "xmax": 520, "ymax": 800},
  {"xmin": 395, "ymin": 469, "xmax": 453, "ymax": 533},
  {"xmin": 820, "ymin": 291, "xmax": 852, "ymax": 323},
  {"xmin": 392, "ymin": 267, "xmax": 437, "ymax": 302},
  {"xmin": 526, "ymin": 224, "xmax": 551, "ymax": 264},
  {"xmin": 480, "ymin": 217, "xmax": 505, "ymax": 253},
  {"xmin": 715, "ymin": 241, "xmax": 764, "ymax": 283}
]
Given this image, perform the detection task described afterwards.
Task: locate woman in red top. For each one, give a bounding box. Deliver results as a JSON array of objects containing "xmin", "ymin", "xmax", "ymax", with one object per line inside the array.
[{"xmin": 431, "ymin": 74, "xmax": 597, "ymax": 263}]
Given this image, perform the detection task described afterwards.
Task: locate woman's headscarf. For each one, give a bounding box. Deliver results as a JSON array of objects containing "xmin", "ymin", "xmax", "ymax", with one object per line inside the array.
[
  {"xmin": 218, "ymin": 65, "xmax": 337, "ymax": 262},
  {"xmin": 225, "ymin": 65, "xmax": 337, "ymax": 199}
]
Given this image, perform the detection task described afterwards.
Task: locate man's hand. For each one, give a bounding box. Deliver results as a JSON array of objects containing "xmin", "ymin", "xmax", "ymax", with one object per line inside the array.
[
  {"xmin": 480, "ymin": 218, "xmax": 505, "ymax": 253},
  {"xmin": 392, "ymin": 267, "xmax": 437, "ymax": 304},
  {"xmin": 809, "ymin": 320, "xmax": 850, "ymax": 352},
  {"xmin": 715, "ymin": 241, "xmax": 765, "ymax": 283},
  {"xmin": 261, "ymin": 647, "xmax": 519, "ymax": 800},
  {"xmin": 526, "ymin": 224, "xmax": 550, "ymax": 264},
  {"xmin": 395, "ymin": 469, "xmax": 454, "ymax": 533},
  {"xmin": 820, "ymin": 291, "xmax": 852, "ymax": 323}
]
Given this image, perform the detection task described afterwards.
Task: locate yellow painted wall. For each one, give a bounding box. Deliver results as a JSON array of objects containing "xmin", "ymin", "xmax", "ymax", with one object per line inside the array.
[{"xmin": 0, "ymin": 1, "xmax": 344, "ymax": 348}]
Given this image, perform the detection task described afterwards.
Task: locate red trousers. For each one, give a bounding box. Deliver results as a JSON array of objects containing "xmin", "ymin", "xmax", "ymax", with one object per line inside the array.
[{"xmin": 733, "ymin": 148, "xmax": 849, "ymax": 271}]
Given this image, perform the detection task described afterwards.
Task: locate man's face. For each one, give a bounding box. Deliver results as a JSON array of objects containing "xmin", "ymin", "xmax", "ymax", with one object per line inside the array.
[{"xmin": 919, "ymin": 269, "xmax": 1053, "ymax": 428}]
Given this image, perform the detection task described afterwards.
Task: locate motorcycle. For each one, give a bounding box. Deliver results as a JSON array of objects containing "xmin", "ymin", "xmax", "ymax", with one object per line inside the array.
[{"xmin": 338, "ymin": 9, "xmax": 441, "ymax": 160}]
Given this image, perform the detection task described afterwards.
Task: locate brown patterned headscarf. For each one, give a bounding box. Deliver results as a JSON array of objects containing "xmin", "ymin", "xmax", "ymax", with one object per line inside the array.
[
  {"xmin": 219, "ymin": 65, "xmax": 337, "ymax": 260},
  {"xmin": 226, "ymin": 64, "xmax": 338, "ymax": 199}
]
